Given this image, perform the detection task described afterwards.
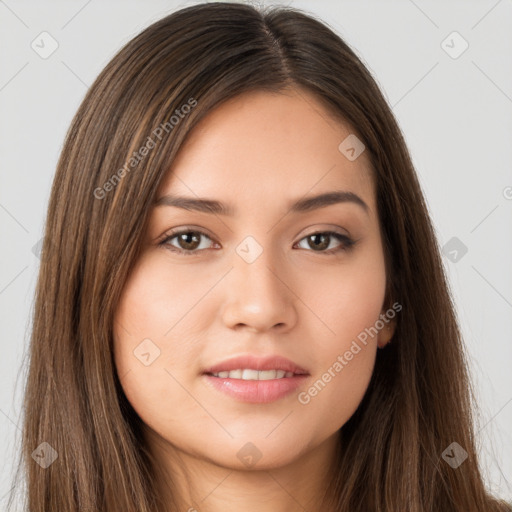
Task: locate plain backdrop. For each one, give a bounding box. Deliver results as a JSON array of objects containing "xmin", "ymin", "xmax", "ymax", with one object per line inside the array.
[{"xmin": 1, "ymin": 0, "xmax": 511, "ymax": 506}]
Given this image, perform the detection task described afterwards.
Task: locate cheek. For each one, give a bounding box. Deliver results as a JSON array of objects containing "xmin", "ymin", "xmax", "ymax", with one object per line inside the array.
[
  {"xmin": 112, "ymin": 255, "xmax": 191, "ymax": 427},
  {"xmin": 295, "ymin": 243, "xmax": 386, "ymax": 424},
  {"xmin": 113, "ymin": 251, "xmax": 206, "ymax": 365},
  {"xmin": 303, "ymin": 241, "xmax": 387, "ymax": 347}
]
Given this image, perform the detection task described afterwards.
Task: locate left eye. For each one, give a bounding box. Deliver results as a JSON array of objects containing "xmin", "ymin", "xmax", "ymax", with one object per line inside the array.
[
  {"xmin": 295, "ymin": 231, "xmax": 355, "ymax": 253},
  {"xmin": 160, "ymin": 230, "xmax": 355, "ymax": 255}
]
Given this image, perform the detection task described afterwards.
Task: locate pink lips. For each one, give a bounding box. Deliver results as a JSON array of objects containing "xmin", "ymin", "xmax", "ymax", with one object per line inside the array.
[{"xmin": 202, "ymin": 354, "xmax": 310, "ymax": 404}]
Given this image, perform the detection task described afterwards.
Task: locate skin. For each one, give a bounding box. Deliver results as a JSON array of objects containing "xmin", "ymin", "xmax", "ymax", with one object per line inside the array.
[{"xmin": 113, "ymin": 86, "xmax": 396, "ymax": 512}]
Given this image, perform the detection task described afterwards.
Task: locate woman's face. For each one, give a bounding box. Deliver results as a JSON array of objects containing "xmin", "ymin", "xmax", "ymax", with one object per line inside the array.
[{"xmin": 113, "ymin": 87, "xmax": 394, "ymax": 470}]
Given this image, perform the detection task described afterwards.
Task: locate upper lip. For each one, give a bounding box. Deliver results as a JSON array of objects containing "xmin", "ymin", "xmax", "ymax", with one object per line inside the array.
[{"xmin": 202, "ymin": 355, "xmax": 309, "ymax": 375}]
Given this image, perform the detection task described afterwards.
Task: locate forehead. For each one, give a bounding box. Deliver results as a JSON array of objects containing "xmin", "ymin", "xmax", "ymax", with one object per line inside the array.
[{"xmin": 159, "ymin": 88, "xmax": 375, "ymax": 212}]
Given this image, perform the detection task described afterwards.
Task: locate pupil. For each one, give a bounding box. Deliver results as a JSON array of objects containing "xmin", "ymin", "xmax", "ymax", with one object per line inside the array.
[
  {"xmin": 310, "ymin": 234, "xmax": 329, "ymax": 251},
  {"xmin": 180, "ymin": 232, "xmax": 200, "ymax": 250}
]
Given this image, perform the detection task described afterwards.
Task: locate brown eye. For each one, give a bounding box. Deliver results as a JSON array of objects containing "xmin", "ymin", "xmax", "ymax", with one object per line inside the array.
[
  {"xmin": 296, "ymin": 231, "xmax": 355, "ymax": 254},
  {"xmin": 160, "ymin": 230, "xmax": 215, "ymax": 255},
  {"xmin": 307, "ymin": 233, "xmax": 330, "ymax": 251},
  {"xmin": 175, "ymin": 232, "xmax": 201, "ymax": 251}
]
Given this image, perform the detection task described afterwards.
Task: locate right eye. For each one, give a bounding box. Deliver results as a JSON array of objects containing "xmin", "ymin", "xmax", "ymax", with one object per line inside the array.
[{"xmin": 159, "ymin": 229, "xmax": 218, "ymax": 256}]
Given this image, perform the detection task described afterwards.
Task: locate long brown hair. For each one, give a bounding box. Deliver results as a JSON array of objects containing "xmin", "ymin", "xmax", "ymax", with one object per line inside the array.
[{"xmin": 11, "ymin": 2, "xmax": 510, "ymax": 511}]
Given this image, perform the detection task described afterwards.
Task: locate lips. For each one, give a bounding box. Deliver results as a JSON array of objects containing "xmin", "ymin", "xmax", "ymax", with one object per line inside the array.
[
  {"xmin": 202, "ymin": 354, "xmax": 310, "ymax": 403},
  {"xmin": 202, "ymin": 354, "xmax": 309, "ymax": 376}
]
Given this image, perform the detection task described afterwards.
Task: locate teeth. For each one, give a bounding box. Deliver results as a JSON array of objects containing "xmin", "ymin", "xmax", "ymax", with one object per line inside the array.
[
  {"xmin": 243, "ymin": 369, "xmax": 262, "ymax": 380},
  {"xmin": 211, "ymin": 369, "xmax": 294, "ymax": 380}
]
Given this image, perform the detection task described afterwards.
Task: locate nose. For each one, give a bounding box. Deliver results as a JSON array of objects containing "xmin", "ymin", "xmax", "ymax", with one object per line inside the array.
[{"xmin": 220, "ymin": 242, "xmax": 298, "ymax": 333}]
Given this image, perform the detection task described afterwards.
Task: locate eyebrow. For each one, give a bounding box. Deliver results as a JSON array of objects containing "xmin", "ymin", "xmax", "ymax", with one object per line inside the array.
[{"xmin": 154, "ymin": 190, "xmax": 369, "ymax": 216}]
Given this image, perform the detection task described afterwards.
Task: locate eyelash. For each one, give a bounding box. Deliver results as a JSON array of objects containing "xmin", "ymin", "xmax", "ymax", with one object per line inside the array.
[{"xmin": 158, "ymin": 228, "xmax": 356, "ymax": 256}]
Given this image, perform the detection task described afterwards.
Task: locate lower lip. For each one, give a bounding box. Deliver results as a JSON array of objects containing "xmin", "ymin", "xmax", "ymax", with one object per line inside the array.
[{"xmin": 203, "ymin": 374, "xmax": 309, "ymax": 403}]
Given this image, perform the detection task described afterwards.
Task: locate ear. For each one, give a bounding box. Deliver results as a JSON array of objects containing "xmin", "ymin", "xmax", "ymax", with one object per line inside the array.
[{"xmin": 377, "ymin": 316, "xmax": 397, "ymax": 349}]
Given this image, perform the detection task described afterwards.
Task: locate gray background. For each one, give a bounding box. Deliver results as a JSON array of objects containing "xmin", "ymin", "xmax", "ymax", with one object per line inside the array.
[{"xmin": 1, "ymin": 0, "xmax": 511, "ymax": 506}]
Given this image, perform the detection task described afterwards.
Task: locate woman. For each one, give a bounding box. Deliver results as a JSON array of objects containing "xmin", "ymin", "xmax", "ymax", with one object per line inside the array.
[{"xmin": 12, "ymin": 2, "xmax": 511, "ymax": 511}]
